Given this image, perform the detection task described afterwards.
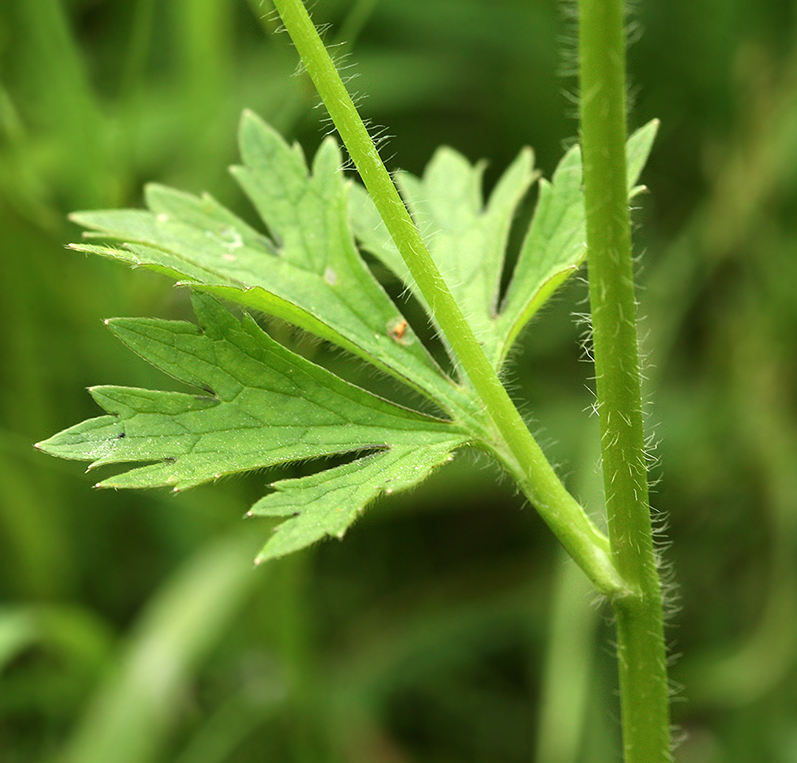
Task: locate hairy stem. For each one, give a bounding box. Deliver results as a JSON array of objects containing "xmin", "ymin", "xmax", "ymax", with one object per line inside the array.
[
  {"xmin": 270, "ymin": 0, "xmax": 626, "ymax": 597},
  {"xmin": 578, "ymin": 0, "xmax": 671, "ymax": 759}
]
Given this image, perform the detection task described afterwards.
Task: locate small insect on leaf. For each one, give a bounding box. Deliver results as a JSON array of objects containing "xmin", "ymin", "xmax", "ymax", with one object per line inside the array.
[{"xmin": 389, "ymin": 319, "xmax": 408, "ymax": 341}]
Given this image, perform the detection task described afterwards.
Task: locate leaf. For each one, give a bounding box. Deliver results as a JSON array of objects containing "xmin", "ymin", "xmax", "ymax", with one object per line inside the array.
[
  {"xmin": 350, "ymin": 146, "xmax": 537, "ymax": 360},
  {"xmin": 497, "ymin": 120, "xmax": 658, "ymax": 367},
  {"xmin": 350, "ymin": 120, "xmax": 660, "ymax": 369},
  {"xmin": 37, "ymin": 294, "xmax": 467, "ymax": 558},
  {"xmin": 250, "ymin": 442, "xmax": 456, "ymax": 563},
  {"xmin": 42, "ymin": 112, "xmax": 658, "ymax": 562},
  {"xmin": 38, "ymin": 293, "xmax": 467, "ymax": 488},
  {"xmin": 70, "ymin": 110, "xmax": 472, "ymax": 420}
]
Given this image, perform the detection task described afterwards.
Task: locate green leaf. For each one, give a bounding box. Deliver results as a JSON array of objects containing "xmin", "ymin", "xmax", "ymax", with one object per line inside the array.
[
  {"xmin": 350, "ymin": 146, "xmax": 537, "ymax": 360},
  {"xmin": 43, "ymin": 112, "xmax": 658, "ymax": 563},
  {"xmin": 497, "ymin": 120, "xmax": 658, "ymax": 367},
  {"xmin": 250, "ymin": 442, "xmax": 456, "ymax": 563},
  {"xmin": 350, "ymin": 120, "xmax": 660, "ymax": 369},
  {"xmin": 70, "ymin": 111, "xmax": 472, "ymax": 420},
  {"xmin": 38, "ymin": 293, "xmax": 467, "ymax": 488},
  {"xmin": 627, "ymin": 119, "xmax": 660, "ymax": 198},
  {"xmin": 37, "ymin": 294, "xmax": 467, "ymax": 558}
]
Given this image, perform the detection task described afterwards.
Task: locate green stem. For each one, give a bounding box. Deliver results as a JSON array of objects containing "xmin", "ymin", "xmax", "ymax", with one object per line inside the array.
[
  {"xmin": 270, "ymin": 0, "xmax": 626, "ymax": 598},
  {"xmin": 578, "ymin": 0, "xmax": 671, "ymax": 760}
]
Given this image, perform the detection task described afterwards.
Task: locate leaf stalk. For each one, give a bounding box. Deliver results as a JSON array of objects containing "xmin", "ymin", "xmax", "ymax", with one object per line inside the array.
[{"xmin": 270, "ymin": 0, "xmax": 627, "ymax": 597}]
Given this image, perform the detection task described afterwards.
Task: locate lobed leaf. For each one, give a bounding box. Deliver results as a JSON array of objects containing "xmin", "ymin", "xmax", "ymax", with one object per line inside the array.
[
  {"xmin": 38, "ymin": 293, "xmax": 467, "ymax": 486},
  {"xmin": 350, "ymin": 146, "xmax": 537, "ymax": 360},
  {"xmin": 496, "ymin": 120, "xmax": 658, "ymax": 367},
  {"xmin": 350, "ymin": 120, "xmax": 660, "ymax": 369},
  {"xmin": 70, "ymin": 111, "xmax": 473, "ymax": 420},
  {"xmin": 250, "ymin": 442, "xmax": 456, "ymax": 563},
  {"xmin": 37, "ymin": 294, "xmax": 468, "ymax": 558},
  {"xmin": 43, "ymin": 113, "xmax": 658, "ymax": 562}
]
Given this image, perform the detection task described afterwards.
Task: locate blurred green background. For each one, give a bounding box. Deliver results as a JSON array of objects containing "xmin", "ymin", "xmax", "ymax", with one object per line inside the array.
[{"xmin": 2, "ymin": 0, "xmax": 796, "ymax": 761}]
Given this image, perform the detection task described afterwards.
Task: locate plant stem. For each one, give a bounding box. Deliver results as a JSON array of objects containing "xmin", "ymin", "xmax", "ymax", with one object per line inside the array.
[
  {"xmin": 270, "ymin": 0, "xmax": 626, "ymax": 598},
  {"xmin": 578, "ymin": 0, "xmax": 671, "ymax": 760}
]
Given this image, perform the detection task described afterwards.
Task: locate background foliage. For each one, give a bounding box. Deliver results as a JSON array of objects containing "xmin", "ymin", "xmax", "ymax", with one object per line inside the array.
[{"xmin": 1, "ymin": 1, "xmax": 796, "ymax": 761}]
